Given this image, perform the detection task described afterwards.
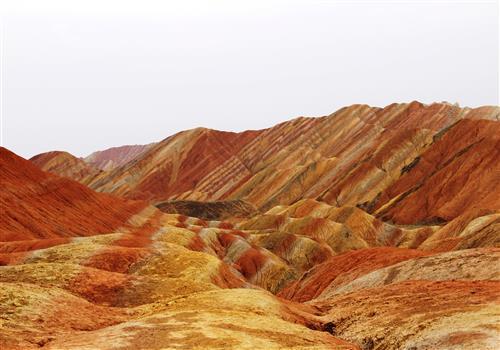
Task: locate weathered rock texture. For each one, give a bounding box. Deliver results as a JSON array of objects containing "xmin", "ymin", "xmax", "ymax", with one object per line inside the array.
[
  {"xmin": 4, "ymin": 101, "xmax": 500, "ymax": 349},
  {"xmin": 313, "ymin": 280, "xmax": 500, "ymax": 350},
  {"xmin": 1, "ymin": 148, "xmax": 145, "ymax": 242},
  {"xmin": 31, "ymin": 102, "xmax": 500, "ymax": 226},
  {"xmin": 156, "ymin": 199, "xmax": 259, "ymax": 220},
  {"xmin": 30, "ymin": 151, "xmax": 101, "ymax": 183},
  {"xmin": 1, "ymin": 148, "xmax": 359, "ymax": 349},
  {"xmin": 373, "ymin": 119, "xmax": 500, "ymax": 224},
  {"xmin": 85, "ymin": 143, "xmax": 154, "ymax": 171}
]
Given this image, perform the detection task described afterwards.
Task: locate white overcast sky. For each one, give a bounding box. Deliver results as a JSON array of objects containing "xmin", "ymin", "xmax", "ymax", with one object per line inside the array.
[{"xmin": 0, "ymin": 0, "xmax": 498, "ymax": 158}]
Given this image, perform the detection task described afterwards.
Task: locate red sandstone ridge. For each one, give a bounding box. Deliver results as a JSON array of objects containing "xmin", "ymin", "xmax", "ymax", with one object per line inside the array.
[
  {"xmin": 30, "ymin": 102, "xmax": 500, "ymax": 225},
  {"xmin": 0, "ymin": 147, "xmax": 359, "ymax": 349},
  {"xmin": 278, "ymin": 247, "xmax": 430, "ymax": 302},
  {"xmin": 30, "ymin": 150, "xmax": 101, "ymax": 183},
  {"xmin": 85, "ymin": 143, "xmax": 154, "ymax": 171},
  {"xmin": 373, "ymin": 119, "xmax": 500, "ymax": 224},
  {"xmin": 7, "ymin": 101, "xmax": 500, "ymax": 349},
  {"xmin": 83, "ymin": 127, "xmax": 262, "ymax": 201},
  {"xmin": 1, "ymin": 147, "xmax": 146, "ymax": 242}
]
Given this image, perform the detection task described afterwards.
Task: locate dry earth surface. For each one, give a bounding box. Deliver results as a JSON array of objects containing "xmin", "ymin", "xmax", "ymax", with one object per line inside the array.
[{"xmin": 1, "ymin": 102, "xmax": 499, "ymax": 349}]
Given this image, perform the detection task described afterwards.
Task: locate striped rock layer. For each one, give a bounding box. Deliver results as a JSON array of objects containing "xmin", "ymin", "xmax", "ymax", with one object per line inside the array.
[
  {"xmin": 31, "ymin": 102, "xmax": 500, "ymax": 225},
  {"xmin": 30, "ymin": 151, "xmax": 101, "ymax": 183},
  {"xmin": 4, "ymin": 101, "xmax": 500, "ymax": 349},
  {"xmin": 85, "ymin": 143, "xmax": 154, "ymax": 171},
  {"xmin": 3, "ymin": 148, "xmax": 500, "ymax": 348},
  {"xmin": 1, "ymin": 147, "xmax": 359, "ymax": 349}
]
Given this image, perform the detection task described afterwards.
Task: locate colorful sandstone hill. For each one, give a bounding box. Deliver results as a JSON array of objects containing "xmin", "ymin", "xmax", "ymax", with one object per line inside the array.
[{"xmin": 0, "ymin": 101, "xmax": 498, "ymax": 349}]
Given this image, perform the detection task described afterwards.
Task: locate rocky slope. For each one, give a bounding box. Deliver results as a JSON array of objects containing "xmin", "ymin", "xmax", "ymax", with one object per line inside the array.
[
  {"xmin": 30, "ymin": 151, "xmax": 101, "ymax": 183},
  {"xmin": 2, "ymin": 149, "xmax": 499, "ymax": 348},
  {"xmin": 1, "ymin": 148, "xmax": 361, "ymax": 349},
  {"xmin": 1, "ymin": 148, "xmax": 145, "ymax": 242},
  {"xmin": 4, "ymin": 101, "xmax": 500, "ymax": 349},
  {"xmin": 313, "ymin": 280, "xmax": 499, "ymax": 350},
  {"xmin": 31, "ymin": 102, "xmax": 500, "ymax": 225},
  {"xmin": 85, "ymin": 144, "xmax": 154, "ymax": 171}
]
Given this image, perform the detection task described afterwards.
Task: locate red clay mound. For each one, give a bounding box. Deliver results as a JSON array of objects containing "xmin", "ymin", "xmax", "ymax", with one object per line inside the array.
[
  {"xmin": 279, "ymin": 247, "xmax": 429, "ymax": 302},
  {"xmin": 0, "ymin": 147, "xmax": 146, "ymax": 242}
]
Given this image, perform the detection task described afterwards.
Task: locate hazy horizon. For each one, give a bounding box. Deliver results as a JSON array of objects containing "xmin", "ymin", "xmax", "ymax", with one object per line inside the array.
[
  {"xmin": 1, "ymin": 0, "xmax": 499, "ymax": 158},
  {"xmin": 3, "ymin": 100, "xmax": 496, "ymax": 159}
]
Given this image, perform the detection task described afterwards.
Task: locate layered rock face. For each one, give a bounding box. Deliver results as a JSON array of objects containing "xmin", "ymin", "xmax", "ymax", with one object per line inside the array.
[
  {"xmin": 84, "ymin": 144, "xmax": 154, "ymax": 171},
  {"xmin": 1, "ymin": 149, "xmax": 359, "ymax": 349},
  {"xmin": 31, "ymin": 102, "xmax": 499, "ymax": 225},
  {"xmin": 373, "ymin": 118, "xmax": 500, "ymax": 224},
  {"xmin": 3, "ymin": 101, "xmax": 499, "ymax": 349},
  {"xmin": 30, "ymin": 150, "xmax": 101, "ymax": 183},
  {"xmin": 1, "ymin": 148, "xmax": 145, "ymax": 242}
]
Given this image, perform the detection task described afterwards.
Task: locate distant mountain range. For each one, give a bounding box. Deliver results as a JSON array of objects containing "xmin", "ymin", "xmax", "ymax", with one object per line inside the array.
[{"xmin": 31, "ymin": 101, "xmax": 500, "ymax": 224}]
